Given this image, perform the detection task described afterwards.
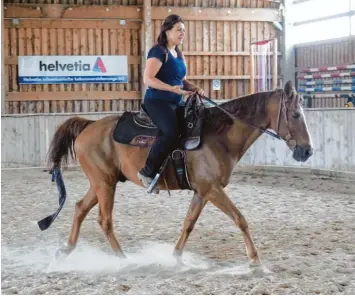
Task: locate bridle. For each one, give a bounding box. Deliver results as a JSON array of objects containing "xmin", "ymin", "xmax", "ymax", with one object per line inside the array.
[
  {"xmin": 200, "ymin": 90, "xmax": 296, "ymax": 148},
  {"xmin": 273, "ymin": 90, "xmax": 297, "ymax": 149}
]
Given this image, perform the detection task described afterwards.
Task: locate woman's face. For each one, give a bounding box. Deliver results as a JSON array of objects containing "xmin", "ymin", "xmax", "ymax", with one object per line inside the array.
[{"xmin": 166, "ymin": 22, "xmax": 185, "ymax": 46}]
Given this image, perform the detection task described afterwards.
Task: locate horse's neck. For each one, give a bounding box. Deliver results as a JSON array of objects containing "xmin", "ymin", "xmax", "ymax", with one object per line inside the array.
[
  {"xmin": 222, "ymin": 119, "xmax": 268, "ymax": 162},
  {"xmin": 216, "ymin": 92, "xmax": 271, "ymax": 161}
]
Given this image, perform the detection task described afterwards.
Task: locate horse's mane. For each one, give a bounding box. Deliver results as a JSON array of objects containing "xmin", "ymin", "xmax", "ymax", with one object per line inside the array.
[{"xmin": 204, "ymin": 91, "xmax": 274, "ymax": 133}]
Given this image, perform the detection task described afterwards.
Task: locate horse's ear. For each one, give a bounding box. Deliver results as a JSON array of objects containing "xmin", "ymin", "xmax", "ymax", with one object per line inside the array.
[{"xmin": 284, "ymin": 80, "xmax": 294, "ymax": 97}]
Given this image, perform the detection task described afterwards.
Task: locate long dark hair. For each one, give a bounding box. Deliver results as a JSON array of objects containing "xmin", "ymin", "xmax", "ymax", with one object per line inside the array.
[{"xmin": 157, "ymin": 14, "xmax": 184, "ymax": 59}]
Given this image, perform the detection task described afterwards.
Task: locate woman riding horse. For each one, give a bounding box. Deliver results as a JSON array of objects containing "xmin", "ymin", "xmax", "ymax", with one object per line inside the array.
[{"xmin": 137, "ymin": 14, "xmax": 205, "ymax": 192}]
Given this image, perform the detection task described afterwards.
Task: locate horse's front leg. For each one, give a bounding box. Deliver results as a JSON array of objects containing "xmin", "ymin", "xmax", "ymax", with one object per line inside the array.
[
  {"xmin": 173, "ymin": 193, "xmax": 207, "ymax": 258},
  {"xmin": 205, "ymin": 186, "xmax": 261, "ymax": 265}
]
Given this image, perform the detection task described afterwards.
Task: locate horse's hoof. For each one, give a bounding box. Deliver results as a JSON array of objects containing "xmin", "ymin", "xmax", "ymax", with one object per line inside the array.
[
  {"xmin": 115, "ymin": 251, "xmax": 126, "ymax": 259},
  {"xmin": 55, "ymin": 244, "xmax": 74, "ymax": 261},
  {"xmin": 249, "ymin": 261, "xmax": 261, "ymax": 268},
  {"xmin": 176, "ymin": 256, "xmax": 184, "ymax": 265},
  {"xmin": 249, "ymin": 256, "xmax": 261, "ymax": 266},
  {"xmin": 173, "ymin": 252, "xmax": 185, "ymax": 267},
  {"xmin": 249, "ymin": 262, "xmax": 266, "ymax": 277}
]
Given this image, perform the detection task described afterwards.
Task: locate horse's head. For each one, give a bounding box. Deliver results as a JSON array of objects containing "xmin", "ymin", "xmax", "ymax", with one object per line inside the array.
[{"xmin": 269, "ymin": 81, "xmax": 313, "ymax": 162}]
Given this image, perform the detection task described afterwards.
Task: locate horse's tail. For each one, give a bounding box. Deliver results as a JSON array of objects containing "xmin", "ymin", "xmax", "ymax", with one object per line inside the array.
[{"xmin": 47, "ymin": 117, "xmax": 95, "ymax": 169}]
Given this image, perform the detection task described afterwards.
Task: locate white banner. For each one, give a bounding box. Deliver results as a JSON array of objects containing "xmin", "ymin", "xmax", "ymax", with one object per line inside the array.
[{"xmin": 18, "ymin": 55, "xmax": 128, "ymax": 84}]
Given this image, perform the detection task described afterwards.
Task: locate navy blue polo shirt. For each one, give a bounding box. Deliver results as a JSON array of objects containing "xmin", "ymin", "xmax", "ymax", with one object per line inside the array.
[{"xmin": 144, "ymin": 45, "xmax": 187, "ymax": 106}]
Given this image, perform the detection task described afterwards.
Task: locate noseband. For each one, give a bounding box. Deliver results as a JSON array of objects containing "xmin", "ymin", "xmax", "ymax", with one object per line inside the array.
[
  {"xmin": 201, "ymin": 91, "xmax": 296, "ymax": 147},
  {"xmin": 274, "ymin": 90, "xmax": 296, "ymax": 149}
]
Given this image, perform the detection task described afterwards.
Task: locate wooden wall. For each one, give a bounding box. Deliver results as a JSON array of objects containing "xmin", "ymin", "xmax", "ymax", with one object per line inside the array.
[
  {"xmin": 2, "ymin": 109, "xmax": 355, "ymax": 172},
  {"xmin": 3, "ymin": 1, "xmax": 279, "ymax": 7},
  {"xmin": 4, "ymin": 20, "xmax": 142, "ymax": 114},
  {"xmin": 240, "ymin": 108, "xmax": 355, "ymax": 172},
  {"xmin": 153, "ymin": 20, "xmax": 277, "ymax": 100},
  {"xmin": 3, "ymin": 0, "xmax": 281, "ymax": 114},
  {"xmin": 4, "ymin": 0, "xmax": 143, "ymax": 5},
  {"xmin": 295, "ymin": 37, "xmax": 355, "ymax": 108},
  {"xmin": 151, "ymin": 0, "xmax": 279, "ymax": 8},
  {"xmin": 296, "ymin": 37, "xmax": 355, "ymax": 70}
]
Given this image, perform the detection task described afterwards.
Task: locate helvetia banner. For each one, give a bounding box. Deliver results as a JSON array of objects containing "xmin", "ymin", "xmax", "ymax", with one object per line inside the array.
[{"xmin": 18, "ymin": 55, "xmax": 128, "ymax": 84}]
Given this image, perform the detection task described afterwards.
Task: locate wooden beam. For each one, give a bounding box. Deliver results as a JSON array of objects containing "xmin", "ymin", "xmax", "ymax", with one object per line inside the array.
[
  {"xmin": 250, "ymin": 44, "xmax": 255, "ymax": 93},
  {"xmin": 152, "ymin": 7, "xmax": 281, "ymax": 22},
  {"xmin": 142, "ymin": 0, "xmax": 152, "ymax": 100},
  {"xmin": 272, "ymin": 38, "xmax": 278, "ymax": 89},
  {"xmin": 4, "ymin": 19, "xmax": 141, "ymax": 29},
  {"xmin": 187, "ymin": 75, "xmax": 281, "ymax": 79},
  {"xmin": 3, "ymin": 5, "xmax": 41, "ymax": 18},
  {"xmin": 4, "ymin": 4, "xmax": 280, "ymax": 22},
  {"xmin": 1, "ymin": 14, "xmax": 5, "ymax": 114},
  {"xmin": 5, "ymin": 56, "xmax": 141, "ymax": 65},
  {"xmin": 6, "ymin": 91, "xmax": 141, "ymax": 101},
  {"xmin": 62, "ymin": 5, "xmax": 142, "ymax": 20},
  {"xmin": 4, "ymin": 4, "xmax": 143, "ymax": 20},
  {"xmin": 183, "ymin": 51, "xmax": 282, "ymax": 56}
]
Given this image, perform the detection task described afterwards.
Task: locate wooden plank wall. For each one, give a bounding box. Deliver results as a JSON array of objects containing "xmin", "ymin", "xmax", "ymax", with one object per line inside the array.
[
  {"xmin": 151, "ymin": 0, "xmax": 279, "ymax": 8},
  {"xmin": 152, "ymin": 0, "xmax": 278, "ymax": 100},
  {"xmin": 152, "ymin": 20, "xmax": 277, "ymax": 100},
  {"xmin": 2, "ymin": 109, "xmax": 355, "ymax": 172},
  {"xmin": 4, "ymin": 0, "xmax": 143, "ymax": 4},
  {"xmin": 4, "ymin": 20, "xmax": 142, "ymax": 114},
  {"xmin": 239, "ymin": 109, "xmax": 355, "ymax": 172},
  {"xmin": 4, "ymin": 0, "xmax": 277, "ymax": 6},
  {"xmin": 296, "ymin": 38, "xmax": 355, "ymax": 69},
  {"xmin": 3, "ymin": 0, "xmax": 280, "ymax": 114},
  {"xmin": 295, "ymin": 38, "xmax": 355, "ymax": 108}
]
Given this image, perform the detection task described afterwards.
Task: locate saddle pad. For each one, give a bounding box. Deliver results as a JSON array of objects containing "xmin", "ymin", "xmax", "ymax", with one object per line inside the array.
[{"xmin": 112, "ymin": 112, "xmax": 160, "ymax": 147}]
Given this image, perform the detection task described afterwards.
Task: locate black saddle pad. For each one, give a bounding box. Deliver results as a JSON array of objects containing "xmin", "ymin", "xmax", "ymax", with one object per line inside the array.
[
  {"xmin": 112, "ymin": 112, "xmax": 160, "ymax": 147},
  {"xmin": 112, "ymin": 94, "xmax": 207, "ymax": 150}
]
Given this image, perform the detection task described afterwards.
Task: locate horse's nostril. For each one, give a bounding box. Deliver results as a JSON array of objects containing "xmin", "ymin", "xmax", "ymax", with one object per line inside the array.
[{"xmin": 305, "ymin": 148, "xmax": 312, "ymax": 157}]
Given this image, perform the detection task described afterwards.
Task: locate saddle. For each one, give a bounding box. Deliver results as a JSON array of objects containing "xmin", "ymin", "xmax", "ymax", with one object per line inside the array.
[{"xmin": 112, "ymin": 93, "xmax": 207, "ymax": 190}]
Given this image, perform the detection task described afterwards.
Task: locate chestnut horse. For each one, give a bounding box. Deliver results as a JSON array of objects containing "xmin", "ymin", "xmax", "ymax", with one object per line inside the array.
[{"xmin": 43, "ymin": 81, "xmax": 313, "ymax": 265}]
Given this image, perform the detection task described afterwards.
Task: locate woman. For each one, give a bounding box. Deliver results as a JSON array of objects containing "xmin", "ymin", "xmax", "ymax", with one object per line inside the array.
[{"xmin": 137, "ymin": 14, "xmax": 205, "ymax": 192}]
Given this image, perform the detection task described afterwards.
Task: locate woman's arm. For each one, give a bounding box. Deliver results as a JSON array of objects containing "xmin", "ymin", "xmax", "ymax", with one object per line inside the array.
[
  {"xmin": 144, "ymin": 58, "xmax": 192, "ymax": 95},
  {"xmin": 182, "ymin": 78, "xmax": 199, "ymax": 91},
  {"xmin": 182, "ymin": 77, "xmax": 205, "ymax": 96}
]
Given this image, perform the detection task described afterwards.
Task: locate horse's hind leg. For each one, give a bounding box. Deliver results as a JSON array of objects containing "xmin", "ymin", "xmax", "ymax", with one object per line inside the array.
[
  {"xmin": 173, "ymin": 193, "xmax": 207, "ymax": 258},
  {"xmin": 206, "ymin": 186, "xmax": 260, "ymax": 265},
  {"xmin": 56, "ymin": 187, "xmax": 97, "ymax": 259},
  {"xmin": 96, "ymin": 185, "xmax": 125, "ymax": 258}
]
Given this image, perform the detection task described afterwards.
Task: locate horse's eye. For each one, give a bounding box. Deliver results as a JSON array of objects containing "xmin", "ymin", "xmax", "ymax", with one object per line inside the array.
[{"xmin": 292, "ymin": 112, "xmax": 300, "ymax": 119}]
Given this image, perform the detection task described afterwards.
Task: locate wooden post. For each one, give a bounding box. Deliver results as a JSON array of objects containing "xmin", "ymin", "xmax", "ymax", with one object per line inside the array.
[
  {"xmin": 282, "ymin": 0, "xmax": 295, "ymax": 87},
  {"xmin": 272, "ymin": 37, "xmax": 278, "ymax": 90},
  {"xmin": 250, "ymin": 43, "xmax": 255, "ymax": 94},
  {"xmin": 142, "ymin": 0, "xmax": 152, "ymax": 101},
  {"xmin": 1, "ymin": 9, "xmax": 5, "ymax": 114}
]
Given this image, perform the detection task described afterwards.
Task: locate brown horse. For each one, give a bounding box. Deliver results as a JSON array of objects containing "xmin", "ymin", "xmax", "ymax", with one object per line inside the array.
[{"xmin": 45, "ymin": 81, "xmax": 313, "ymax": 265}]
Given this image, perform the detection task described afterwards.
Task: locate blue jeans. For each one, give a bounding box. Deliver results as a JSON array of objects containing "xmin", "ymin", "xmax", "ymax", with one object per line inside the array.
[{"xmin": 140, "ymin": 99, "xmax": 184, "ymax": 178}]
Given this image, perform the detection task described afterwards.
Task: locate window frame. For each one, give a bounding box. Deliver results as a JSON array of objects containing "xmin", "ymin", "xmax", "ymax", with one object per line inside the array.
[{"xmin": 292, "ymin": 0, "xmax": 354, "ymax": 44}]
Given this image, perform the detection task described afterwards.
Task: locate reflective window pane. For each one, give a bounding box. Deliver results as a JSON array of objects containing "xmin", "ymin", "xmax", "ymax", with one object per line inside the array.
[
  {"xmin": 292, "ymin": 0, "xmax": 349, "ymax": 23},
  {"xmin": 293, "ymin": 16, "xmax": 350, "ymax": 44}
]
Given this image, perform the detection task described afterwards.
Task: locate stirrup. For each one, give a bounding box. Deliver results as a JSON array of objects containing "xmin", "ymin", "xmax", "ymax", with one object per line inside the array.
[
  {"xmin": 137, "ymin": 172, "xmax": 159, "ymax": 194},
  {"xmin": 147, "ymin": 156, "xmax": 170, "ymax": 194},
  {"xmin": 147, "ymin": 173, "xmax": 161, "ymax": 194}
]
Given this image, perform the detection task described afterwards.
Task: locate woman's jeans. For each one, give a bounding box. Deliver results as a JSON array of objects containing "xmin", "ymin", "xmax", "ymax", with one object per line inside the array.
[{"xmin": 140, "ymin": 99, "xmax": 184, "ymax": 178}]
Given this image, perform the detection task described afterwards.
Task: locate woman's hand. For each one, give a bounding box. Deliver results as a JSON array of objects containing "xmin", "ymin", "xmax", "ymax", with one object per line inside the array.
[
  {"xmin": 195, "ymin": 87, "xmax": 205, "ymax": 96},
  {"xmin": 170, "ymin": 85, "xmax": 193, "ymax": 96}
]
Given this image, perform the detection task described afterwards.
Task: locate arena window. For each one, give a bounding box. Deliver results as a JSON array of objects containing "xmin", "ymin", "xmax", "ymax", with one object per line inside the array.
[{"xmin": 291, "ymin": 0, "xmax": 354, "ymax": 43}]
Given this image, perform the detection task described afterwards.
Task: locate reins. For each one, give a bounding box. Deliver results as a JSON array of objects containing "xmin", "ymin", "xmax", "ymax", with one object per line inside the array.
[{"xmin": 199, "ymin": 93, "xmax": 282, "ymax": 140}]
